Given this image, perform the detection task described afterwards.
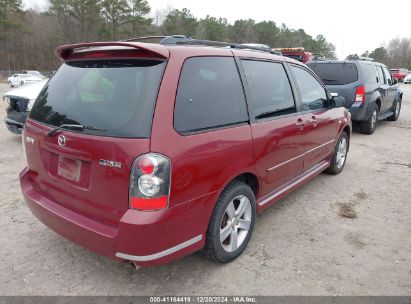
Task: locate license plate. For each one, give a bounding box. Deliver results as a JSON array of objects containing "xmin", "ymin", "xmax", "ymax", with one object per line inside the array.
[{"xmin": 57, "ymin": 156, "xmax": 81, "ymax": 182}]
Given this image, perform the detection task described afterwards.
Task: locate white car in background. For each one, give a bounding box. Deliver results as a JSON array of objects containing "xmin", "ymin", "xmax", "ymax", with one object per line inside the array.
[
  {"xmin": 403, "ymin": 73, "xmax": 411, "ymax": 84},
  {"xmin": 3, "ymin": 79, "xmax": 48, "ymax": 134},
  {"xmin": 7, "ymin": 74, "xmax": 43, "ymax": 87},
  {"xmin": 23, "ymin": 70, "xmax": 47, "ymax": 79}
]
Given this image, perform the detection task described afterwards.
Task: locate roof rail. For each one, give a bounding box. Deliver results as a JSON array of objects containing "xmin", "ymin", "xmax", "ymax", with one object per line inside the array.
[
  {"xmin": 356, "ymin": 56, "xmax": 375, "ymax": 61},
  {"xmin": 176, "ymin": 39, "xmax": 281, "ymax": 55}
]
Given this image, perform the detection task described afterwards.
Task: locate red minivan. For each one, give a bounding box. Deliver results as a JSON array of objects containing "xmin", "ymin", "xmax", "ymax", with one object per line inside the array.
[{"xmin": 20, "ymin": 39, "xmax": 351, "ymax": 266}]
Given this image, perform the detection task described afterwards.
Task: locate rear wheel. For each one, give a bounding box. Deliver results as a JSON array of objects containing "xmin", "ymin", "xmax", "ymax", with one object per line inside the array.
[
  {"xmin": 326, "ymin": 132, "xmax": 349, "ymax": 175},
  {"xmin": 360, "ymin": 104, "xmax": 378, "ymax": 134},
  {"xmin": 387, "ymin": 99, "xmax": 401, "ymax": 121},
  {"xmin": 20, "ymin": 81, "xmax": 24, "ymax": 86},
  {"xmin": 202, "ymin": 181, "xmax": 256, "ymax": 263}
]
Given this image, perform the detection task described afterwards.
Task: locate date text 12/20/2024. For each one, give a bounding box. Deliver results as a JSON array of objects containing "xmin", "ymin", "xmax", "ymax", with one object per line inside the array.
[{"xmin": 150, "ymin": 297, "xmax": 257, "ymax": 303}]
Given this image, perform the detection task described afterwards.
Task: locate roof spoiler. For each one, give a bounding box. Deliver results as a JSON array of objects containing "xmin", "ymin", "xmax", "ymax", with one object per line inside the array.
[{"xmin": 55, "ymin": 41, "xmax": 169, "ymax": 61}]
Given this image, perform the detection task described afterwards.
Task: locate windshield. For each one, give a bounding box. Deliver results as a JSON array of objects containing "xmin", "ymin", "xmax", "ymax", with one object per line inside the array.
[
  {"xmin": 29, "ymin": 59, "xmax": 165, "ymax": 138},
  {"xmin": 307, "ymin": 62, "xmax": 358, "ymax": 85}
]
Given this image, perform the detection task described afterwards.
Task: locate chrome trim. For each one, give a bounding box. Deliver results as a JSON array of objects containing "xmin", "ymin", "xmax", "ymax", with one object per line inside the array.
[
  {"xmin": 259, "ymin": 161, "xmax": 329, "ymax": 207},
  {"xmin": 115, "ymin": 234, "xmax": 202, "ymax": 262},
  {"xmin": 305, "ymin": 139, "xmax": 335, "ymax": 155},
  {"xmin": 267, "ymin": 139, "xmax": 335, "ymax": 173},
  {"xmin": 267, "ymin": 153, "xmax": 305, "ymax": 172}
]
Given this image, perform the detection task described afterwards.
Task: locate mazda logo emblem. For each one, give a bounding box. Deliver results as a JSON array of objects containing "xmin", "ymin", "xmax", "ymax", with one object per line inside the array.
[{"xmin": 57, "ymin": 135, "xmax": 66, "ymax": 147}]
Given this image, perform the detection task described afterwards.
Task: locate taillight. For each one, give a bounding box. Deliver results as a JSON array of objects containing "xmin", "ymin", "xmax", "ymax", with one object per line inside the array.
[
  {"xmin": 355, "ymin": 86, "xmax": 365, "ymax": 103},
  {"xmin": 129, "ymin": 153, "xmax": 171, "ymax": 211}
]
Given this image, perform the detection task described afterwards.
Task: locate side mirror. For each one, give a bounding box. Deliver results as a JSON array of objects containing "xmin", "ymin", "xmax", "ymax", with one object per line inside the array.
[
  {"xmin": 393, "ymin": 77, "xmax": 398, "ymax": 84},
  {"xmin": 331, "ymin": 95, "xmax": 345, "ymax": 108}
]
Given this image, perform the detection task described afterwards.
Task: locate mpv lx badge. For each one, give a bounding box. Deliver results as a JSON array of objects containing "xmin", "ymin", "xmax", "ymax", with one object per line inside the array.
[
  {"xmin": 57, "ymin": 135, "xmax": 66, "ymax": 147},
  {"xmin": 99, "ymin": 159, "xmax": 122, "ymax": 169}
]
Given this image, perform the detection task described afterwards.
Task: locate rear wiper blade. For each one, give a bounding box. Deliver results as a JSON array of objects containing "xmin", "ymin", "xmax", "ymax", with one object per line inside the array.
[{"xmin": 46, "ymin": 124, "xmax": 107, "ymax": 137}]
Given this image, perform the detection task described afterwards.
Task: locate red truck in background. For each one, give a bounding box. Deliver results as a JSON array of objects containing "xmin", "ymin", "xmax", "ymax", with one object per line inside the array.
[
  {"xmin": 389, "ymin": 68, "xmax": 409, "ymax": 82},
  {"xmin": 273, "ymin": 47, "xmax": 316, "ymax": 63}
]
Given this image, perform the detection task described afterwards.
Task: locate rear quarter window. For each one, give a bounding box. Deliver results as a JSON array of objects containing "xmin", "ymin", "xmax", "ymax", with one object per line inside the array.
[
  {"xmin": 307, "ymin": 63, "xmax": 358, "ymax": 85},
  {"xmin": 173, "ymin": 57, "xmax": 248, "ymax": 134},
  {"xmin": 360, "ymin": 64, "xmax": 378, "ymax": 83}
]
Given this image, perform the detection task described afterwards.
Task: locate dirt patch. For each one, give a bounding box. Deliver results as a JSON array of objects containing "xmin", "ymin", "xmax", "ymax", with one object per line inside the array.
[
  {"xmin": 354, "ymin": 191, "xmax": 367, "ymax": 200},
  {"xmin": 345, "ymin": 232, "xmax": 366, "ymax": 250},
  {"xmin": 338, "ymin": 203, "xmax": 358, "ymax": 219},
  {"xmin": 383, "ymin": 161, "xmax": 411, "ymax": 169}
]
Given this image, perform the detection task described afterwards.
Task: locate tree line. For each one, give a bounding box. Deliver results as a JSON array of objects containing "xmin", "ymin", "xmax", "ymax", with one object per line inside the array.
[
  {"xmin": 346, "ymin": 37, "xmax": 411, "ymax": 69},
  {"xmin": 0, "ymin": 0, "xmax": 338, "ymax": 73}
]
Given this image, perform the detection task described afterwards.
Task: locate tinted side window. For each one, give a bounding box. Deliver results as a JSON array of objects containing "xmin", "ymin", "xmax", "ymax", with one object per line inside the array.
[
  {"xmin": 307, "ymin": 62, "xmax": 358, "ymax": 85},
  {"xmin": 376, "ymin": 66, "xmax": 385, "ymax": 84},
  {"xmin": 241, "ymin": 60, "xmax": 295, "ymax": 119},
  {"xmin": 360, "ymin": 64, "xmax": 377, "ymax": 83},
  {"xmin": 290, "ymin": 65, "xmax": 327, "ymax": 110},
  {"xmin": 174, "ymin": 57, "xmax": 248, "ymax": 133},
  {"xmin": 383, "ymin": 67, "xmax": 393, "ymax": 85}
]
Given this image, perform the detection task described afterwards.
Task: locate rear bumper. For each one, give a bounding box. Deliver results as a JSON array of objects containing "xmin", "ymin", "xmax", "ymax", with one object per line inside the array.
[
  {"xmin": 348, "ymin": 101, "xmax": 372, "ymax": 122},
  {"xmin": 4, "ymin": 117, "xmax": 24, "ymax": 134},
  {"xmin": 20, "ymin": 168, "xmax": 213, "ymax": 266}
]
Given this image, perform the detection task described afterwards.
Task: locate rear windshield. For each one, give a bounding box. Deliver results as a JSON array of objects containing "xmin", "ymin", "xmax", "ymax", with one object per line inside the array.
[
  {"xmin": 29, "ymin": 59, "xmax": 165, "ymax": 138},
  {"xmin": 307, "ymin": 62, "xmax": 358, "ymax": 85}
]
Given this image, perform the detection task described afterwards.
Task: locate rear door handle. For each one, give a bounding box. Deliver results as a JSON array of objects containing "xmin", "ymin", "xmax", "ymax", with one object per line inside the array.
[
  {"xmin": 309, "ymin": 115, "xmax": 318, "ymax": 127},
  {"xmin": 296, "ymin": 118, "xmax": 305, "ymax": 131}
]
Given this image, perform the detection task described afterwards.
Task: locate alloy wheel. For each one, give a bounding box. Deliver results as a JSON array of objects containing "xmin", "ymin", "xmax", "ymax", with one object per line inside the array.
[
  {"xmin": 371, "ymin": 110, "xmax": 377, "ymax": 129},
  {"xmin": 220, "ymin": 195, "xmax": 252, "ymax": 252},
  {"xmin": 336, "ymin": 137, "xmax": 347, "ymax": 169}
]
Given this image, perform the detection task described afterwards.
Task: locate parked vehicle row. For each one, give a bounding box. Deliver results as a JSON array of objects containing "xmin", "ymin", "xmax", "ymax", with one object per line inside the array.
[
  {"xmin": 308, "ymin": 59, "xmax": 402, "ymax": 134},
  {"xmin": 390, "ymin": 68, "xmax": 408, "ymax": 82},
  {"xmin": 403, "ymin": 73, "xmax": 411, "ymax": 84},
  {"xmin": 18, "ymin": 38, "xmax": 351, "ymax": 267}
]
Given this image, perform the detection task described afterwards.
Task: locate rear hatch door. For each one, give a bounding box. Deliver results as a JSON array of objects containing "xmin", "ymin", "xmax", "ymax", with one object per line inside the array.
[
  {"xmin": 307, "ymin": 62, "xmax": 359, "ymax": 108},
  {"xmin": 23, "ymin": 43, "xmax": 168, "ymax": 227}
]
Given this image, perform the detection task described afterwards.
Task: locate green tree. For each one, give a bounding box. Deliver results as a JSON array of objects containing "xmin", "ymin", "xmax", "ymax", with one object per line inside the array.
[
  {"xmin": 0, "ymin": 0, "xmax": 24, "ymax": 71},
  {"xmin": 161, "ymin": 8, "xmax": 197, "ymax": 36},
  {"xmin": 227, "ymin": 19, "xmax": 255, "ymax": 43},
  {"xmin": 68, "ymin": 0, "xmax": 101, "ymax": 41},
  {"xmin": 254, "ymin": 21, "xmax": 278, "ymax": 47},
  {"xmin": 127, "ymin": 0, "xmax": 152, "ymax": 37},
  {"xmin": 49, "ymin": 0, "xmax": 72, "ymax": 41},
  {"xmin": 346, "ymin": 54, "xmax": 359, "ymax": 60},
  {"xmin": 369, "ymin": 47, "xmax": 389, "ymax": 64},
  {"xmin": 196, "ymin": 15, "xmax": 227, "ymax": 41},
  {"xmin": 101, "ymin": 0, "xmax": 130, "ymax": 40}
]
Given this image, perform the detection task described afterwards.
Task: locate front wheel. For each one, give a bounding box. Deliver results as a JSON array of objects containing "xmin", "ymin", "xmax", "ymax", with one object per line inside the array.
[
  {"xmin": 326, "ymin": 132, "xmax": 349, "ymax": 175},
  {"xmin": 387, "ymin": 99, "xmax": 401, "ymax": 121},
  {"xmin": 360, "ymin": 104, "xmax": 378, "ymax": 134},
  {"xmin": 20, "ymin": 81, "xmax": 25, "ymax": 86},
  {"xmin": 202, "ymin": 181, "xmax": 256, "ymax": 263},
  {"xmin": 8, "ymin": 81, "xmax": 13, "ymax": 87}
]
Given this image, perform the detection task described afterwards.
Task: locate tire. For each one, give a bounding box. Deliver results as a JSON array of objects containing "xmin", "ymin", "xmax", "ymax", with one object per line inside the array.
[
  {"xmin": 8, "ymin": 81, "xmax": 13, "ymax": 87},
  {"xmin": 326, "ymin": 131, "xmax": 349, "ymax": 175},
  {"xmin": 20, "ymin": 81, "xmax": 25, "ymax": 86},
  {"xmin": 202, "ymin": 181, "xmax": 256, "ymax": 263},
  {"xmin": 387, "ymin": 99, "xmax": 401, "ymax": 121},
  {"xmin": 360, "ymin": 104, "xmax": 378, "ymax": 134}
]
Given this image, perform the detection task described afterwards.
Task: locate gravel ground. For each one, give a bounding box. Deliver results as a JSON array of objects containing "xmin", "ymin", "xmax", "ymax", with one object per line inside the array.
[{"xmin": 0, "ymin": 82, "xmax": 410, "ymax": 296}]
